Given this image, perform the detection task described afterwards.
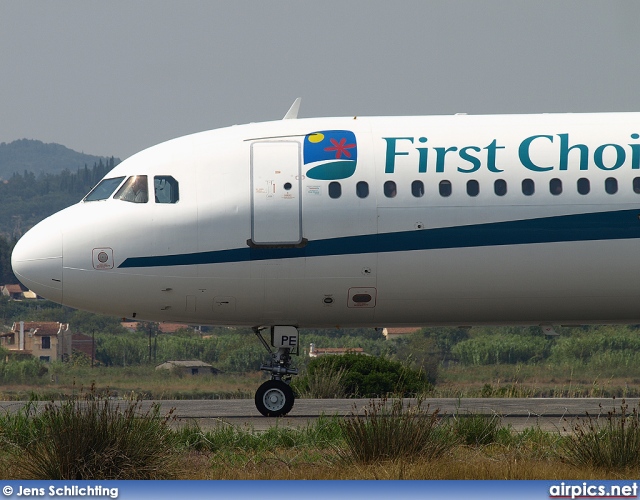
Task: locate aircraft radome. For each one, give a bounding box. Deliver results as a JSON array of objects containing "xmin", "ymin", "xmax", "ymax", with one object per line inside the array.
[{"xmin": 11, "ymin": 99, "xmax": 640, "ymax": 416}]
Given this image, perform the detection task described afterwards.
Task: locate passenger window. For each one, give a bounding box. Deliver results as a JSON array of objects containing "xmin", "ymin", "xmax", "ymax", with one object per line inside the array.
[
  {"xmin": 328, "ymin": 181, "xmax": 341, "ymax": 199},
  {"xmin": 494, "ymin": 179, "xmax": 507, "ymax": 196},
  {"xmin": 634, "ymin": 177, "xmax": 640, "ymax": 194},
  {"xmin": 356, "ymin": 181, "xmax": 369, "ymax": 198},
  {"xmin": 577, "ymin": 178, "xmax": 590, "ymax": 195},
  {"xmin": 439, "ymin": 180, "xmax": 452, "ymax": 197},
  {"xmin": 154, "ymin": 176, "xmax": 179, "ymax": 203},
  {"xmin": 384, "ymin": 180, "xmax": 397, "ymax": 198},
  {"xmin": 549, "ymin": 178, "xmax": 562, "ymax": 195},
  {"xmin": 522, "ymin": 178, "xmax": 535, "ymax": 196},
  {"xmin": 466, "ymin": 180, "xmax": 479, "ymax": 197},
  {"xmin": 84, "ymin": 177, "xmax": 125, "ymax": 202},
  {"xmin": 114, "ymin": 176, "xmax": 149, "ymax": 203},
  {"xmin": 605, "ymin": 177, "xmax": 618, "ymax": 194},
  {"xmin": 411, "ymin": 180, "xmax": 424, "ymax": 198}
]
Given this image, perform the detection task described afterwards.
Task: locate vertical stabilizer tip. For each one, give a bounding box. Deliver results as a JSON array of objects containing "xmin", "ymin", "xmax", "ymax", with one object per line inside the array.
[{"xmin": 283, "ymin": 98, "xmax": 302, "ymax": 120}]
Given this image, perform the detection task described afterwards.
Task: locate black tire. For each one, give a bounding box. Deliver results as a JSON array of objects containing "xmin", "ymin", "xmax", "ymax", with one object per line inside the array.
[{"xmin": 255, "ymin": 380, "xmax": 295, "ymax": 417}]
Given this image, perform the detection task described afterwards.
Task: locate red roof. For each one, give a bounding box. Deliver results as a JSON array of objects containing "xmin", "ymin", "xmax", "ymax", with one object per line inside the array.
[
  {"xmin": 158, "ymin": 323, "xmax": 191, "ymax": 334},
  {"xmin": 11, "ymin": 322, "xmax": 68, "ymax": 336}
]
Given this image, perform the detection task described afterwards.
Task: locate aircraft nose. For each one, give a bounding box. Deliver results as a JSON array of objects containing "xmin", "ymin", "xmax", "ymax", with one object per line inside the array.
[{"xmin": 11, "ymin": 220, "xmax": 63, "ymax": 303}]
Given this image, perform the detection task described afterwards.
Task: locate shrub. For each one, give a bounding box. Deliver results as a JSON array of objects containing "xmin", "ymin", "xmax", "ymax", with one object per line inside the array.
[
  {"xmin": 560, "ymin": 399, "xmax": 640, "ymax": 470},
  {"xmin": 0, "ymin": 390, "xmax": 178, "ymax": 479},
  {"xmin": 302, "ymin": 354, "xmax": 431, "ymax": 398},
  {"xmin": 292, "ymin": 362, "xmax": 347, "ymax": 398},
  {"xmin": 449, "ymin": 412, "xmax": 505, "ymax": 446},
  {"xmin": 339, "ymin": 398, "xmax": 455, "ymax": 463}
]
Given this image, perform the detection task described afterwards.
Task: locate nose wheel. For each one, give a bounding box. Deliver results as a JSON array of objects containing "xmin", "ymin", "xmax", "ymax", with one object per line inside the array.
[
  {"xmin": 253, "ymin": 326, "xmax": 299, "ymax": 417},
  {"xmin": 255, "ymin": 379, "xmax": 295, "ymax": 417}
]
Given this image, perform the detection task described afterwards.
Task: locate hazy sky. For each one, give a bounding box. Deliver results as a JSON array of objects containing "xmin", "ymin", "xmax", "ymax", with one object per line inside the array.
[{"xmin": 1, "ymin": 1, "xmax": 639, "ymax": 159}]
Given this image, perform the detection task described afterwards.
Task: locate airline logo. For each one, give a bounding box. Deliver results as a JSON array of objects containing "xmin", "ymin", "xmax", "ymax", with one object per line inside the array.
[
  {"xmin": 383, "ymin": 133, "xmax": 640, "ymax": 174},
  {"xmin": 304, "ymin": 130, "xmax": 357, "ymax": 180}
]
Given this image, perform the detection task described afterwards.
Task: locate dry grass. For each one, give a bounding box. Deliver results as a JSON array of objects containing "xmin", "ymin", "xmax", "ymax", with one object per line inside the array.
[
  {"xmin": 5, "ymin": 445, "xmax": 636, "ymax": 480},
  {"xmin": 0, "ymin": 367, "xmax": 262, "ymax": 401},
  {"xmin": 3, "ymin": 362, "xmax": 639, "ymax": 401},
  {"xmin": 178, "ymin": 447, "xmax": 640, "ymax": 480},
  {"xmin": 168, "ymin": 400, "xmax": 640, "ymax": 480},
  {"xmin": 3, "ymin": 399, "xmax": 640, "ymax": 480},
  {"xmin": 432, "ymin": 364, "xmax": 640, "ymax": 398}
]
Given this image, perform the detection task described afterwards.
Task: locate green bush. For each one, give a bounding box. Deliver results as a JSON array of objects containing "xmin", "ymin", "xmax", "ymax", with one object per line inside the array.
[{"xmin": 300, "ymin": 354, "xmax": 432, "ymax": 398}]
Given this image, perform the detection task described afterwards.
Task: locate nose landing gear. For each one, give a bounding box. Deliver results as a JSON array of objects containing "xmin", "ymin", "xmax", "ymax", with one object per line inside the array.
[{"xmin": 253, "ymin": 326, "xmax": 299, "ymax": 417}]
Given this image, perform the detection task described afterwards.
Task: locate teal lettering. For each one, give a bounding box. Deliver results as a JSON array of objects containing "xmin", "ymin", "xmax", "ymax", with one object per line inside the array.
[
  {"xmin": 383, "ymin": 137, "xmax": 413, "ymax": 173},
  {"xmin": 631, "ymin": 134, "xmax": 640, "ymax": 169},
  {"xmin": 484, "ymin": 139, "xmax": 505, "ymax": 172},
  {"xmin": 417, "ymin": 137, "xmax": 428, "ymax": 173},
  {"xmin": 558, "ymin": 133, "xmax": 588, "ymax": 170},
  {"xmin": 435, "ymin": 146, "xmax": 458, "ymax": 173},
  {"xmin": 519, "ymin": 135, "xmax": 554, "ymax": 172},
  {"xmin": 594, "ymin": 144, "xmax": 625, "ymax": 170},
  {"xmin": 457, "ymin": 146, "xmax": 481, "ymax": 173}
]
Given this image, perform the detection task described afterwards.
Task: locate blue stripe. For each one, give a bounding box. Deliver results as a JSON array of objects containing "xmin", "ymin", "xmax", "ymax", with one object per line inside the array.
[{"xmin": 118, "ymin": 208, "xmax": 640, "ymax": 268}]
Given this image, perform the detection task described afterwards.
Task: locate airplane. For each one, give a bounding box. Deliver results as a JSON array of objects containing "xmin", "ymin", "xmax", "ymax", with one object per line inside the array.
[{"xmin": 11, "ymin": 99, "xmax": 640, "ymax": 416}]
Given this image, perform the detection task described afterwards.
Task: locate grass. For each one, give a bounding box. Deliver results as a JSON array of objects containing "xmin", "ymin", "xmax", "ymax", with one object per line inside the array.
[
  {"xmin": 448, "ymin": 412, "xmax": 507, "ymax": 446},
  {"xmin": 2, "ymin": 396, "xmax": 640, "ymax": 479},
  {"xmin": 2, "ymin": 359, "xmax": 640, "ymax": 401},
  {"xmin": 429, "ymin": 363, "xmax": 640, "ymax": 398},
  {"xmin": 0, "ymin": 387, "xmax": 179, "ymax": 479},
  {"xmin": 292, "ymin": 364, "xmax": 347, "ymax": 399},
  {"xmin": 338, "ymin": 398, "xmax": 453, "ymax": 463},
  {"xmin": 0, "ymin": 365, "xmax": 260, "ymax": 400},
  {"xmin": 561, "ymin": 399, "xmax": 640, "ymax": 470}
]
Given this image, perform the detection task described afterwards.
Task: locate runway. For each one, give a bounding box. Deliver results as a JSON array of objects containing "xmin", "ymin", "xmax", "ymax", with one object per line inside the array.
[{"xmin": 2, "ymin": 398, "xmax": 630, "ymax": 432}]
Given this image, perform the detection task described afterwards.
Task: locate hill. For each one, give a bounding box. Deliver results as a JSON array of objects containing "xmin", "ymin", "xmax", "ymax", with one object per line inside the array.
[{"xmin": 0, "ymin": 139, "xmax": 120, "ymax": 180}]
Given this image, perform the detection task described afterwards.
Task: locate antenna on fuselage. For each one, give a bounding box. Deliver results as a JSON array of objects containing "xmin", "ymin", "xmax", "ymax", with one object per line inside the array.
[{"xmin": 282, "ymin": 97, "xmax": 301, "ymax": 120}]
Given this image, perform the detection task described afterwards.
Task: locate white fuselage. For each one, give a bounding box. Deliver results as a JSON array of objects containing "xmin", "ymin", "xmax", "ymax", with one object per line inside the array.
[{"xmin": 11, "ymin": 113, "xmax": 640, "ymax": 327}]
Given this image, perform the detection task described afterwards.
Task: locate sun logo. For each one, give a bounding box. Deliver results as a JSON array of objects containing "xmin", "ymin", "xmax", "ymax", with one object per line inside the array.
[{"xmin": 303, "ymin": 130, "xmax": 357, "ymax": 180}]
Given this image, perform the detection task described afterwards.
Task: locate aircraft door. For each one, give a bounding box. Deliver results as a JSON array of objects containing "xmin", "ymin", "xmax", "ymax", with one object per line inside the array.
[{"xmin": 251, "ymin": 141, "xmax": 302, "ymax": 245}]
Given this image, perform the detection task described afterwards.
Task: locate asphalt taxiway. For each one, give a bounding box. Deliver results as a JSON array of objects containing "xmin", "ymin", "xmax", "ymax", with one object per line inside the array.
[{"xmin": 1, "ymin": 397, "xmax": 634, "ymax": 432}]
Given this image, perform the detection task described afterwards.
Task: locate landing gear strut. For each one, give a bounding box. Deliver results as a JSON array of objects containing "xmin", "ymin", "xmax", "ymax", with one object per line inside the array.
[{"xmin": 253, "ymin": 326, "xmax": 299, "ymax": 417}]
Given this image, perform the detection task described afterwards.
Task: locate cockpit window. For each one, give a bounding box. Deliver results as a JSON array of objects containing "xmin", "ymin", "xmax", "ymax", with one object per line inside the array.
[
  {"xmin": 83, "ymin": 177, "xmax": 126, "ymax": 202},
  {"xmin": 154, "ymin": 176, "xmax": 179, "ymax": 203},
  {"xmin": 114, "ymin": 175, "xmax": 149, "ymax": 203}
]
